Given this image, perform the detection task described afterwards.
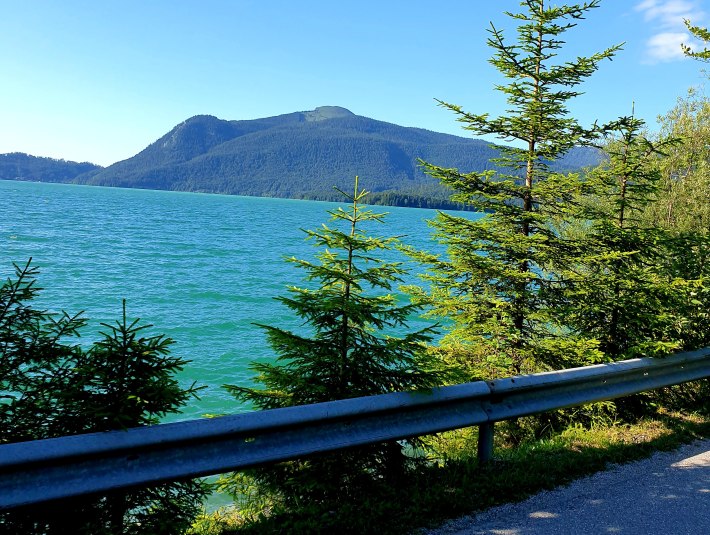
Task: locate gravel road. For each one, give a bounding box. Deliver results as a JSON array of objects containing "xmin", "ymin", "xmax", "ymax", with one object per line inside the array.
[{"xmin": 422, "ymin": 438, "xmax": 710, "ymax": 535}]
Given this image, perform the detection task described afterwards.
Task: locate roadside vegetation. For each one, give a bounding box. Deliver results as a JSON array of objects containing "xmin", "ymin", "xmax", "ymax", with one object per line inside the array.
[
  {"xmin": 188, "ymin": 408, "xmax": 710, "ymax": 534},
  {"xmin": 194, "ymin": 0, "xmax": 710, "ymax": 532},
  {"xmin": 1, "ymin": 1, "xmax": 709, "ymax": 534},
  {"xmin": 0, "ymin": 261, "xmax": 208, "ymax": 534}
]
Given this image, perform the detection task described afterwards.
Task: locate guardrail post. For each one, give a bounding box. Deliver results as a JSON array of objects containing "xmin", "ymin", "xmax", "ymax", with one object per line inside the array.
[{"xmin": 477, "ymin": 422, "xmax": 494, "ymax": 464}]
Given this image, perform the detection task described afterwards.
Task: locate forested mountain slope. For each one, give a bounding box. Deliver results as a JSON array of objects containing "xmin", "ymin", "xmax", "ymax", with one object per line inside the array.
[
  {"xmin": 75, "ymin": 106, "xmax": 601, "ymax": 206},
  {"xmin": 2, "ymin": 106, "xmax": 602, "ymax": 208},
  {"xmin": 0, "ymin": 153, "xmax": 101, "ymax": 183}
]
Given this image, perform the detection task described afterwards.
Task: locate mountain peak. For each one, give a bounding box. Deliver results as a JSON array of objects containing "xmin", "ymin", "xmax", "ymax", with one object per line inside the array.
[
  {"xmin": 303, "ymin": 106, "xmax": 354, "ymax": 122},
  {"xmin": 31, "ymin": 106, "xmax": 601, "ymax": 208}
]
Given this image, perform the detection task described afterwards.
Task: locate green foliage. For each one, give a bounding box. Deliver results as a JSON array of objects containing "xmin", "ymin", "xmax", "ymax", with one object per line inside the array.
[
  {"xmin": 662, "ymin": 234, "xmax": 710, "ymax": 351},
  {"xmin": 409, "ymin": 0, "xmax": 620, "ymax": 379},
  {"xmin": 645, "ymin": 89, "xmax": 710, "ymax": 233},
  {"xmin": 682, "ymin": 19, "xmax": 710, "ymax": 60},
  {"xmin": 222, "ymin": 177, "xmax": 446, "ymax": 515},
  {"xmin": 0, "ymin": 260, "xmax": 87, "ymax": 443},
  {"xmin": 0, "ymin": 260, "xmax": 207, "ymax": 534},
  {"xmin": 203, "ymin": 412, "xmax": 710, "ymax": 534},
  {"xmin": 188, "ymin": 507, "xmax": 246, "ymax": 535},
  {"xmin": 641, "ymin": 89, "xmax": 710, "ymax": 352},
  {"xmin": 66, "ymin": 303, "xmax": 202, "ymax": 432},
  {"xmin": 557, "ymin": 115, "xmax": 688, "ymax": 360}
]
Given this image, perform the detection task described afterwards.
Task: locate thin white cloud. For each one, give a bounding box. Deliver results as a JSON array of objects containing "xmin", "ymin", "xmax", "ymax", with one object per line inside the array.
[
  {"xmin": 647, "ymin": 31, "xmax": 694, "ymax": 60},
  {"xmin": 636, "ymin": 0, "xmax": 704, "ymax": 27},
  {"xmin": 635, "ymin": 0, "xmax": 706, "ymax": 62}
]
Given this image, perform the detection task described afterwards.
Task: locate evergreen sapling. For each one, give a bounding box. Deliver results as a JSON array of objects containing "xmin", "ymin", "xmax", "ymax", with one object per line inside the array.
[{"xmin": 223, "ymin": 177, "xmax": 445, "ymax": 511}]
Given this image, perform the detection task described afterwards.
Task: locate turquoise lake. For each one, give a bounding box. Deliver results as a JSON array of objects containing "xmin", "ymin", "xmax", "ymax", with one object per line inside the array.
[{"xmin": 1, "ymin": 179, "xmax": 467, "ymax": 420}]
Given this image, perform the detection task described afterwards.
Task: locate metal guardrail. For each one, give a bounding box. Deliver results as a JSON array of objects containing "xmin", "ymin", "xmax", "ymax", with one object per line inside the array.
[{"xmin": 1, "ymin": 347, "xmax": 709, "ymax": 509}]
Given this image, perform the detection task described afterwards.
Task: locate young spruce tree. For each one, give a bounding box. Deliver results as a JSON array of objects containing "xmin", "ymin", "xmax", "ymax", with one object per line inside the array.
[
  {"xmin": 0, "ymin": 260, "xmax": 207, "ymax": 535},
  {"xmin": 223, "ymin": 177, "xmax": 444, "ymax": 513},
  {"xmin": 409, "ymin": 0, "xmax": 621, "ymax": 378},
  {"xmin": 559, "ymin": 111, "xmax": 710, "ymax": 414},
  {"xmin": 559, "ymin": 114, "xmax": 686, "ymax": 360}
]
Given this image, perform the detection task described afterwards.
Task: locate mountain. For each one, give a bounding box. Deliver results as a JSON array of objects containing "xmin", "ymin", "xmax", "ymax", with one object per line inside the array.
[
  {"xmin": 2, "ymin": 107, "xmax": 603, "ymax": 209},
  {"xmin": 0, "ymin": 153, "xmax": 101, "ymax": 183}
]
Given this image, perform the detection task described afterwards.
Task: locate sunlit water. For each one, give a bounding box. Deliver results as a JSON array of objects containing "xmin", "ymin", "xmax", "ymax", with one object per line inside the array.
[{"xmin": 1, "ymin": 179, "xmax": 474, "ymax": 420}]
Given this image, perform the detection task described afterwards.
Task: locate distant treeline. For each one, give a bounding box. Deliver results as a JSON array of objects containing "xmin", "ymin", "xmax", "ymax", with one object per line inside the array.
[
  {"xmin": 300, "ymin": 188, "xmax": 475, "ymax": 211},
  {"xmin": 0, "ymin": 153, "xmax": 101, "ymax": 183}
]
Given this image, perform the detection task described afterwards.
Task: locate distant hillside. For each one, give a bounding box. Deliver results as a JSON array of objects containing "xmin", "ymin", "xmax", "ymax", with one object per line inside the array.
[
  {"xmin": 0, "ymin": 153, "xmax": 101, "ymax": 183},
  {"xmin": 74, "ymin": 106, "xmax": 602, "ymax": 208},
  {"xmin": 3, "ymin": 107, "xmax": 603, "ymax": 209}
]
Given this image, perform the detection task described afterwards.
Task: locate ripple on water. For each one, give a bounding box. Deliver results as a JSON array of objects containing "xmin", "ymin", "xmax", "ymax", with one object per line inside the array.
[{"xmin": 1, "ymin": 180, "xmax": 471, "ymax": 418}]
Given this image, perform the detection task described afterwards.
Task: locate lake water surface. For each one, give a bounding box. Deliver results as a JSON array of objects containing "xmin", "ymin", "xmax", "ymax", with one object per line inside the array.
[{"xmin": 1, "ymin": 180, "xmax": 468, "ymax": 419}]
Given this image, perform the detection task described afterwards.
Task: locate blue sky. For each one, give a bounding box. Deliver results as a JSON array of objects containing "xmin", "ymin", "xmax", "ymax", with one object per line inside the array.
[{"xmin": 1, "ymin": 0, "xmax": 709, "ymax": 166}]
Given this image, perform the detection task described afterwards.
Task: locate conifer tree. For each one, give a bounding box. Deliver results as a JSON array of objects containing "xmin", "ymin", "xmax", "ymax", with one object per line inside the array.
[
  {"xmin": 558, "ymin": 115, "xmax": 686, "ymax": 360},
  {"xmin": 0, "ymin": 260, "xmax": 86, "ymax": 443},
  {"xmin": 682, "ymin": 19, "xmax": 710, "ymax": 60},
  {"xmin": 559, "ymin": 112, "xmax": 710, "ymax": 412},
  {"xmin": 0, "ymin": 260, "xmax": 207, "ymax": 535},
  {"xmin": 409, "ymin": 0, "xmax": 621, "ymax": 378},
  {"xmin": 223, "ymin": 177, "xmax": 444, "ymax": 510}
]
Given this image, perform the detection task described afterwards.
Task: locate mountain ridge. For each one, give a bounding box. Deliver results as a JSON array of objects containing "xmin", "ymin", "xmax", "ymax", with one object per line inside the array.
[{"xmin": 1, "ymin": 107, "xmax": 602, "ymax": 209}]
